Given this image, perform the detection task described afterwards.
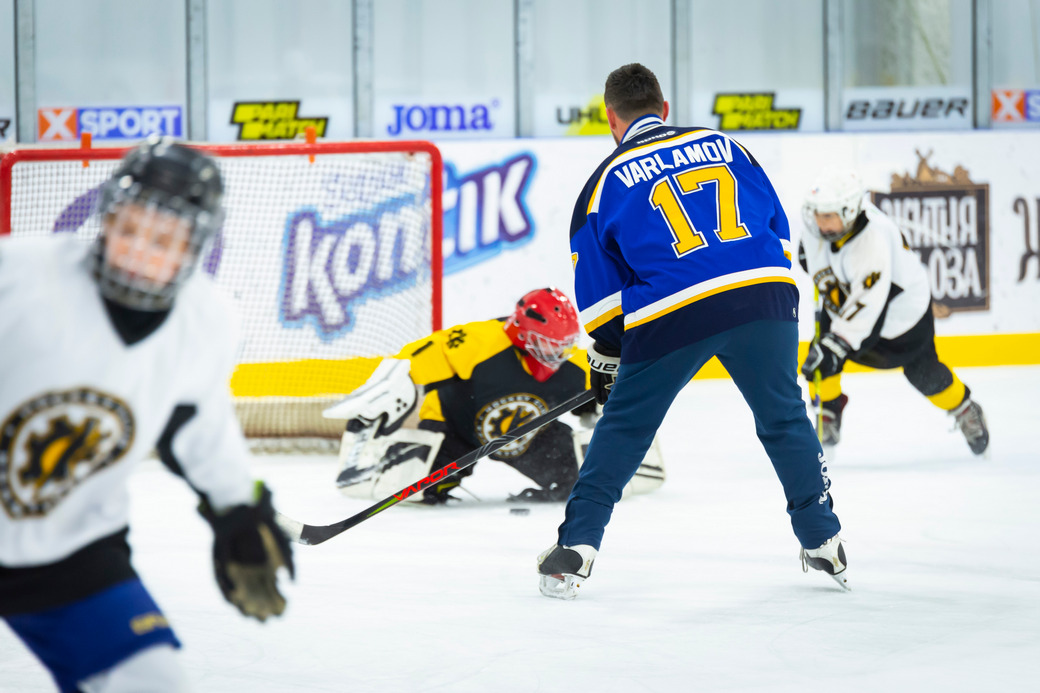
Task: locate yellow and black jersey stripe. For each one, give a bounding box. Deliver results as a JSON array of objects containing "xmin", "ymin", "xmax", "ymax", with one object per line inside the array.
[{"xmin": 396, "ymin": 319, "xmax": 590, "ymax": 447}]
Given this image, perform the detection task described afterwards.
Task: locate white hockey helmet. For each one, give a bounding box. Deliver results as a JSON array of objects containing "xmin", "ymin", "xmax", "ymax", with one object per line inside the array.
[{"xmin": 802, "ymin": 168, "xmax": 865, "ymax": 239}]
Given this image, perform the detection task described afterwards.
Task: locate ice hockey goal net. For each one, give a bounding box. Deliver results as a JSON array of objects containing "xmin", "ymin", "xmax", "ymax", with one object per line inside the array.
[{"xmin": 1, "ymin": 140, "xmax": 442, "ymax": 450}]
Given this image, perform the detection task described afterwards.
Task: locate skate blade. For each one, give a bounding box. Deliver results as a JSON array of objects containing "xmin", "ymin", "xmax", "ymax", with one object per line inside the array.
[
  {"xmin": 539, "ymin": 573, "xmax": 583, "ymax": 600},
  {"xmin": 830, "ymin": 570, "xmax": 851, "ymax": 591}
]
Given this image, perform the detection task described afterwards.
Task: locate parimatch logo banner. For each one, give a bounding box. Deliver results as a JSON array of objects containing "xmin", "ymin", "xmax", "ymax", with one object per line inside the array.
[{"xmin": 872, "ymin": 153, "xmax": 989, "ymax": 313}]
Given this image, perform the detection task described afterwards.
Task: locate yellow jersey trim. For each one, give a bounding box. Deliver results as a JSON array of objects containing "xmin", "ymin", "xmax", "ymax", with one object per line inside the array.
[{"xmin": 625, "ymin": 276, "xmax": 796, "ymax": 330}]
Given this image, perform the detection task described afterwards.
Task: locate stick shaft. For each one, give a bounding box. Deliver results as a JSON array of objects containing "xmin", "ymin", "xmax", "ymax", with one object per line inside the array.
[
  {"xmin": 277, "ymin": 389, "xmax": 596, "ymax": 545},
  {"xmin": 812, "ymin": 284, "xmax": 824, "ymax": 440}
]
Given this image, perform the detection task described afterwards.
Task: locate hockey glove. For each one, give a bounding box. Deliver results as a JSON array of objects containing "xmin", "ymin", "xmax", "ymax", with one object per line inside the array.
[
  {"xmin": 587, "ymin": 341, "xmax": 621, "ymax": 405},
  {"xmin": 199, "ymin": 481, "xmax": 295, "ymax": 622},
  {"xmin": 801, "ymin": 333, "xmax": 852, "ymax": 381},
  {"xmin": 322, "ymin": 358, "xmax": 418, "ymax": 437}
]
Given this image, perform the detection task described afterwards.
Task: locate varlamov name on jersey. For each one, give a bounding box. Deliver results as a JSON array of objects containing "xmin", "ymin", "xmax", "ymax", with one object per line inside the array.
[
  {"xmin": 611, "ymin": 136, "xmax": 736, "ymax": 188},
  {"xmin": 0, "ymin": 237, "xmax": 255, "ymax": 567}
]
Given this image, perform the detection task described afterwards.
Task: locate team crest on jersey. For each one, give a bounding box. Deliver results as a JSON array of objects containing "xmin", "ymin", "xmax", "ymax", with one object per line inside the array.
[
  {"xmin": 474, "ymin": 394, "xmax": 548, "ymax": 458},
  {"xmin": 812, "ymin": 267, "xmax": 849, "ymax": 315},
  {"xmin": 0, "ymin": 388, "xmax": 135, "ymax": 519}
]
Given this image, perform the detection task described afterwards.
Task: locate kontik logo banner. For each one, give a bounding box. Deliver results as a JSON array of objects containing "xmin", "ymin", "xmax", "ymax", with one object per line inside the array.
[{"xmin": 872, "ymin": 151, "xmax": 989, "ymax": 314}]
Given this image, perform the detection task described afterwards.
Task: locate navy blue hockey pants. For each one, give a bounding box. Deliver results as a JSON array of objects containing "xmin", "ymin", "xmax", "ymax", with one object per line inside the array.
[{"xmin": 558, "ymin": 319, "xmax": 841, "ymax": 551}]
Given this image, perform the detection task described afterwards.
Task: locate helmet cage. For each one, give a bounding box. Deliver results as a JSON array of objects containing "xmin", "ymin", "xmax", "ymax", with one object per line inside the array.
[
  {"xmin": 523, "ymin": 330, "xmax": 579, "ymax": 369},
  {"xmin": 92, "ymin": 197, "xmax": 215, "ymax": 311},
  {"xmin": 505, "ymin": 287, "xmax": 580, "ymax": 373},
  {"xmin": 91, "ymin": 140, "xmax": 225, "ymax": 311}
]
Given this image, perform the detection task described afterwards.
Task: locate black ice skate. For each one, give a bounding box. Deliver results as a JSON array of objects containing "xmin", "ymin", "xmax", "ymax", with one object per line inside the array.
[
  {"xmin": 819, "ymin": 394, "xmax": 848, "ymax": 447},
  {"xmin": 950, "ymin": 398, "xmax": 990, "ymax": 456},
  {"xmin": 537, "ymin": 543, "xmax": 597, "ymax": 600},
  {"xmin": 800, "ymin": 534, "xmax": 850, "ymax": 591}
]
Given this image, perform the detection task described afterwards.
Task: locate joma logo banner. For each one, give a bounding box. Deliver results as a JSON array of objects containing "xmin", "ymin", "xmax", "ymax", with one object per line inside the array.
[
  {"xmin": 386, "ymin": 101, "xmax": 499, "ymax": 137},
  {"xmin": 442, "ymin": 153, "xmax": 536, "ymax": 274},
  {"xmin": 872, "ymin": 151, "xmax": 990, "ymax": 314},
  {"xmin": 280, "ymin": 202, "xmax": 429, "ymax": 339}
]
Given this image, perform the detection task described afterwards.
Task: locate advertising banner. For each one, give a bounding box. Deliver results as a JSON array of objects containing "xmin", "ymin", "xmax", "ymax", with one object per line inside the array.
[
  {"xmin": 990, "ymin": 88, "xmax": 1040, "ymax": 128},
  {"xmin": 841, "ymin": 86, "xmax": 972, "ymax": 131},
  {"xmin": 691, "ymin": 88, "xmax": 825, "ymax": 132},
  {"xmin": 533, "ymin": 93, "xmax": 611, "ymax": 137},
  {"xmin": 207, "ymin": 97, "xmax": 353, "ymax": 143},
  {"xmin": 374, "ymin": 95, "xmax": 515, "ymax": 140},
  {"xmin": 36, "ymin": 106, "xmax": 184, "ymax": 142},
  {"xmin": 0, "ymin": 113, "xmax": 11, "ymax": 141}
]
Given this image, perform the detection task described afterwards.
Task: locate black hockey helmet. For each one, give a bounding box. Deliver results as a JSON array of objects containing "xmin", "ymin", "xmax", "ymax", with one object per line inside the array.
[{"xmin": 92, "ymin": 136, "xmax": 225, "ymax": 310}]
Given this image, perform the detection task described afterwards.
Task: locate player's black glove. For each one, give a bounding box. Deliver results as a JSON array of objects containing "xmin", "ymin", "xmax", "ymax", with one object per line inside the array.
[
  {"xmin": 587, "ymin": 341, "xmax": 621, "ymax": 405},
  {"xmin": 199, "ymin": 481, "xmax": 295, "ymax": 622},
  {"xmin": 801, "ymin": 333, "xmax": 852, "ymax": 381}
]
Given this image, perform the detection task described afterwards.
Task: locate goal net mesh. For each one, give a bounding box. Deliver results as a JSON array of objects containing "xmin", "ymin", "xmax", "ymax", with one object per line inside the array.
[{"xmin": 2, "ymin": 142, "xmax": 442, "ymax": 451}]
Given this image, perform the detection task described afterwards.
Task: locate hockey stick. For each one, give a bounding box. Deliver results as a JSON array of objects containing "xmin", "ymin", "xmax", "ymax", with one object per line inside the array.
[
  {"xmin": 812, "ymin": 284, "xmax": 824, "ymax": 440},
  {"xmin": 276, "ymin": 389, "xmax": 596, "ymax": 546}
]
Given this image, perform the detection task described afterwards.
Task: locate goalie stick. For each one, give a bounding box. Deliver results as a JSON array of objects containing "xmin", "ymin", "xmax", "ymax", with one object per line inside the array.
[{"xmin": 275, "ymin": 389, "xmax": 596, "ymax": 546}]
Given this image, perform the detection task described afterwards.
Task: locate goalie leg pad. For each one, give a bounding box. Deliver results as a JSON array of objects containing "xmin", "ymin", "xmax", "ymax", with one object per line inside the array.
[
  {"xmin": 572, "ymin": 428, "xmax": 666, "ymax": 498},
  {"xmin": 336, "ymin": 426, "xmax": 444, "ymax": 501}
]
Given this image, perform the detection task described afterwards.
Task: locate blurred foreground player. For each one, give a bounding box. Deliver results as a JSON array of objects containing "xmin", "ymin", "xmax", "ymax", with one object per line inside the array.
[
  {"xmin": 0, "ymin": 138, "xmax": 293, "ymax": 692},
  {"xmin": 536, "ymin": 63, "xmax": 846, "ymax": 600},
  {"xmin": 324, "ymin": 287, "xmax": 665, "ymax": 504},
  {"xmin": 799, "ymin": 168, "xmax": 989, "ymax": 456}
]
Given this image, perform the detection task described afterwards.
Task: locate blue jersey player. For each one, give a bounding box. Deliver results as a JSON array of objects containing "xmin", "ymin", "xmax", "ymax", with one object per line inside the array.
[{"xmin": 536, "ymin": 64, "xmax": 848, "ymax": 598}]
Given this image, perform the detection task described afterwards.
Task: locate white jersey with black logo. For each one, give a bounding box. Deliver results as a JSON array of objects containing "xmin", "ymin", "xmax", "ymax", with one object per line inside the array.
[
  {"xmin": 0, "ymin": 236, "xmax": 255, "ymax": 567},
  {"xmin": 802, "ymin": 200, "xmax": 932, "ymax": 351}
]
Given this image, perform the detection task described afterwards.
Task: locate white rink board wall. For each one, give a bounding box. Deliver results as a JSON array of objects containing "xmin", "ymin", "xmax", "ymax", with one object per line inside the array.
[{"xmin": 435, "ymin": 131, "xmax": 1040, "ymax": 356}]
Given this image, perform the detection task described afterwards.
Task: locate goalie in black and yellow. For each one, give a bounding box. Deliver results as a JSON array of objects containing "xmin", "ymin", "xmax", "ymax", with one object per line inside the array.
[{"xmin": 323, "ymin": 287, "xmax": 665, "ymax": 504}]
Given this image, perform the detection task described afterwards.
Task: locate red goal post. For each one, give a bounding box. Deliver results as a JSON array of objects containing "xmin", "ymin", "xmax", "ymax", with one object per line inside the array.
[{"xmin": 1, "ymin": 140, "xmax": 443, "ymax": 447}]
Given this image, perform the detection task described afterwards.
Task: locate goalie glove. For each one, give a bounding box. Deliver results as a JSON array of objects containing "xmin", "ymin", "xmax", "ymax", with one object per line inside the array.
[
  {"xmin": 322, "ymin": 358, "xmax": 418, "ymax": 437},
  {"xmin": 801, "ymin": 333, "xmax": 852, "ymax": 381},
  {"xmin": 587, "ymin": 341, "xmax": 621, "ymax": 405},
  {"xmin": 199, "ymin": 481, "xmax": 294, "ymax": 622}
]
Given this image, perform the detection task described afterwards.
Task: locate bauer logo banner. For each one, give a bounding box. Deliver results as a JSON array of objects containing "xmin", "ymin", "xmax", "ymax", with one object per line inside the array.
[
  {"xmin": 871, "ymin": 153, "xmax": 989, "ymax": 314},
  {"xmin": 230, "ymin": 101, "xmax": 329, "ymax": 140},
  {"xmin": 842, "ymin": 87, "xmax": 971, "ymax": 131},
  {"xmin": 36, "ymin": 106, "xmax": 184, "ymax": 142}
]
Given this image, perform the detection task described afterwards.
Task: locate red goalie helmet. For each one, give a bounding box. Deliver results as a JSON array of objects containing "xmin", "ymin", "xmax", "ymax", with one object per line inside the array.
[{"xmin": 504, "ymin": 287, "xmax": 581, "ymax": 382}]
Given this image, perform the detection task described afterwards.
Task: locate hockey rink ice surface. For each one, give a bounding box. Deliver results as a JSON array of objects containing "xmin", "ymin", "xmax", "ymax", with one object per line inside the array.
[{"xmin": 2, "ymin": 365, "xmax": 1038, "ymax": 692}]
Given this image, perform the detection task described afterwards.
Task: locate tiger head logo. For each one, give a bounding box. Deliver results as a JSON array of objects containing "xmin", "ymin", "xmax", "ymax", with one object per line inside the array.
[
  {"xmin": 1, "ymin": 388, "xmax": 134, "ymax": 518},
  {"xmin": 474, "ymin": 394, "xmax": 548, "ymax": 459}
]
